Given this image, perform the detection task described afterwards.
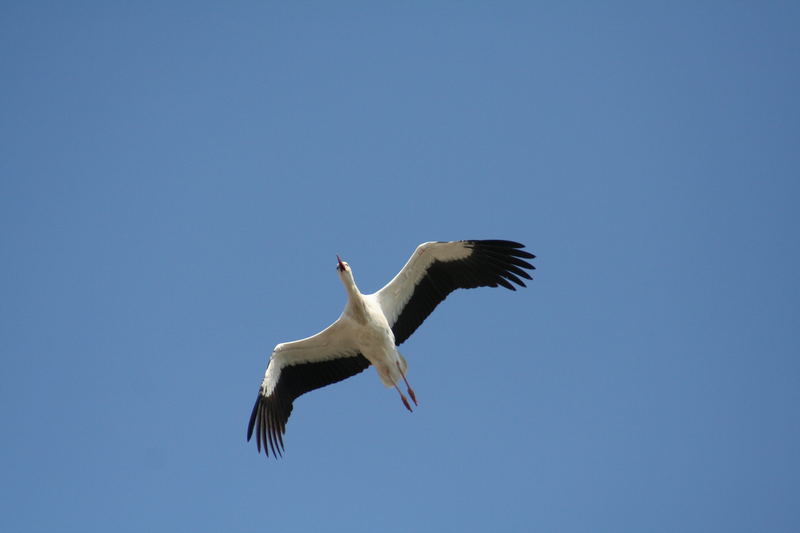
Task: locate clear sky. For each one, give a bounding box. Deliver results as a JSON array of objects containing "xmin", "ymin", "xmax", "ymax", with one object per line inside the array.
[{"xmin": 2, "ymin": 2, "xmax": 799, "ymax": 532}]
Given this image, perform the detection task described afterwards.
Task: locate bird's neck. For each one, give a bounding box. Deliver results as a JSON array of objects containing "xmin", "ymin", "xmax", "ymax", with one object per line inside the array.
[{"xmin": 341, "ymin": 275, "xmax": 368, "ymax": 324}]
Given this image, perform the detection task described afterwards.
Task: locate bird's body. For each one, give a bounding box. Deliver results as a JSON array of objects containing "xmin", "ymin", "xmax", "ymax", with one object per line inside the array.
[
  {"xmin": 338, "ymin": 264, "xmax": 408, "ymax": 388},
  {"xmin": 248, "ymin": 240, "xmax": 535, "ymax": 457}
]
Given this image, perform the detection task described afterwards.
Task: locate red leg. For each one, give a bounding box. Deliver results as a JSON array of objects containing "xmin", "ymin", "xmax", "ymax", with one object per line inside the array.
[
  {"xmin": 396, "ymin": 361, "xmax": 418, "ymax": 405},
  {"xmin": 394, "ymin": 383, "xmax": 413, "ymax": 412}
]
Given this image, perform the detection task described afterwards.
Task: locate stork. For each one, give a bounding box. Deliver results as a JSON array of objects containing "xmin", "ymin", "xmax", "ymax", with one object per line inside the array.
[{"xmin": 247, "ymin": 240, "xmax": 536, "ymax": 457}]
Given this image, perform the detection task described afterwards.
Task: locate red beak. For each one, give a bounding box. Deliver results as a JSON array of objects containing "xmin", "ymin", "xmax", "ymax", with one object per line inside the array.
[{"xmin": 337, "ymin": 255, "xmax": 345, "ymax": 270}]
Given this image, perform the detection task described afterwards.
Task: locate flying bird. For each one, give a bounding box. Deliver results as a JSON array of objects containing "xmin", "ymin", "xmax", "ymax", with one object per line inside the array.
[{"xmin": 247, "ymin": 239, "xmax": 536, "ymax": 457}]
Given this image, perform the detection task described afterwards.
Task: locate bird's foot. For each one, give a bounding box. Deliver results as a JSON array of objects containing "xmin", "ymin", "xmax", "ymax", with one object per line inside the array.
[
  {"xmin": 400, "ymin": 393, "xmax": 413, "ymax": 412},
  {"xmin": 407, "ymin": 386, "xmax": 417, "ymax": 406},
  {"xmin": 396, "ymin": 361, "xmax": 418, "ymax": 406},
  {"xmin": 395, "ymin": 384, "xmax": 413, "ymax": 412}
]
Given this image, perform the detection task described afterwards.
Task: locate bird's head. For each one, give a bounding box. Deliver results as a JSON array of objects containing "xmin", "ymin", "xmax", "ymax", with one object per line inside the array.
[
  {"xmin": 336, "ymin": 255, "xmax": 357, "ymax": 291},
  {"xmin": 336, "ymin": 255, "xmax": 350, "ymax": 274}
]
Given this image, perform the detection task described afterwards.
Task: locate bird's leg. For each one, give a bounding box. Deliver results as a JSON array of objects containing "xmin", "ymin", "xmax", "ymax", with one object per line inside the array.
[
  {"xmin": 394, "ymin": 383, "xmax": 413, "ymax": 412},
  {"xmin": 396, "ymin": 361, "xmax": 417, "ymax": 406}
]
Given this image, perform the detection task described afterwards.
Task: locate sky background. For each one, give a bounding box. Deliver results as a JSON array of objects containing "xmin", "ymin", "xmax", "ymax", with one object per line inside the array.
[{"xmin": 2, "ymin": 2, "xmax": 799, "ymax": 532}]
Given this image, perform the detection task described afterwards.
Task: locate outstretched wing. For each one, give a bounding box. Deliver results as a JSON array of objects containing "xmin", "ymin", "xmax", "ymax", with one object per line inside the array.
[
  {"xmin": 246, "ymin": 320, "xmax": 371, "ymax": 457},
  {"xmin": 373, "ymin": 240, "xmax": 535, "ymax": 345}
]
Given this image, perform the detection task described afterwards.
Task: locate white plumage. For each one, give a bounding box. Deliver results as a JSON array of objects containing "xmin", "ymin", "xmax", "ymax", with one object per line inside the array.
[{"xmin": 247, "ymin": 240, "xmax": 536, "ymax": 457}]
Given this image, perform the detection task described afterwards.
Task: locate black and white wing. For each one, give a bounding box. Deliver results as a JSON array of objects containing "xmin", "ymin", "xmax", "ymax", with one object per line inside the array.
[
  {"xmin": 246, "ymin": 320, "xmax": 371, "ymax": 457},
  {"xmin": 373, "ymin": 240, "xmax": 536, "ymax": 345}
]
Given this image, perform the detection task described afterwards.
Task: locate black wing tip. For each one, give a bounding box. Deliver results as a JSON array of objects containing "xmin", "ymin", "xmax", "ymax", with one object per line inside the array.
[
  {"xmin": 247, "ymin": 392, "xmax": 286, "ymax": 459},
  {"xmin": 462, "ymin": 239, "xmax": 537, "ymax": 290},
  {"xmin": 247, "ymin": 394, "xmax": 260, "ymax": 442},
  {"xmin": 464, "ymin": 239, "xmax": 523, "ymax": 248},
  {"xmin": 465, "ymin": 240, "xmax": 536, "ymax": 258}
]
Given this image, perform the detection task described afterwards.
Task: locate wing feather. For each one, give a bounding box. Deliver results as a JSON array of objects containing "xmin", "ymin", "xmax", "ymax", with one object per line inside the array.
[
  {"xmin": 374, "ymin": 240, "xmax": 536, "ymax": 345},
  {"xmin": 246, "ymin": 320, "xmax": 371, "ymax": 457}
]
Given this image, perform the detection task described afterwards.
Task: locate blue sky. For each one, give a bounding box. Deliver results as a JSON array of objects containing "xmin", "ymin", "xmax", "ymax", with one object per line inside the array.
[{"xmin": 2, "ymin": 2, "xmax": 799, "ymax": 532}]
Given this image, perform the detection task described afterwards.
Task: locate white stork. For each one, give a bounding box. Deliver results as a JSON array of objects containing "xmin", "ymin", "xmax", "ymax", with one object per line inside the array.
[{"xmin": 247, "ymin": 239, "xmax": 536, "ymax": 457}]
